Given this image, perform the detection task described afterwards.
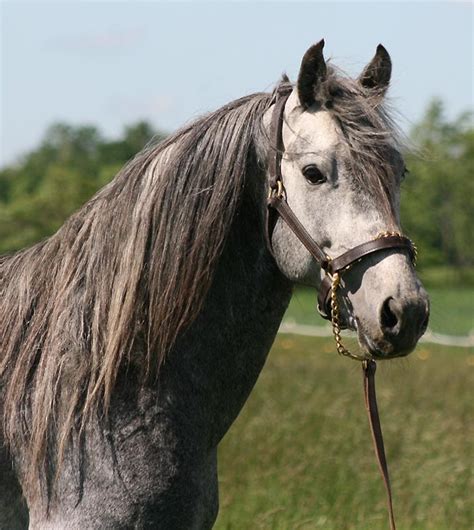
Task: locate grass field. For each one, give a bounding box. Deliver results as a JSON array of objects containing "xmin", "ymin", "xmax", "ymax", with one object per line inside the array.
[
  {"xmin": 215, "ymin": 336, "xmax": 473, "ymax": 530},
  {"xmin": 284, "ymin": 286, "xmax": 474, "ymax": 337}
]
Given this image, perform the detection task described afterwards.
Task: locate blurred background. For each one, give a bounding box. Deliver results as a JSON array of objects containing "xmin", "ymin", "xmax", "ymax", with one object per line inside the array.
[{"xmin": 1, "ymin": 2, "xmax": 472, "ymax": 529}]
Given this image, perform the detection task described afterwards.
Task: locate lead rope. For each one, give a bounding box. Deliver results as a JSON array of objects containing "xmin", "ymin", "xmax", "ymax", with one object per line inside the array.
[
  {"xmin": 363, "ymin": 360, "xmax": 397, "ymax": 530},
  {"xmin": 269, "ymin": 185, "xmax": 414, "ymax": 529},
  {"xmin": 327, "ymin": 231, "xmax": 417, "ymax": 530},
  {"xmin": 329, "ymin": 274, "xmax": 397, "ymax": 530}
]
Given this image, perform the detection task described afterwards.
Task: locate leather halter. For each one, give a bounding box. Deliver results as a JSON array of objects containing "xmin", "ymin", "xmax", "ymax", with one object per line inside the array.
[
  {"xmin": 265, "ymin": 91, "xmax": 414, "ymax": 530},
  {"xmin": 266, "ymin": 92, "xmax": 415, "ymax": 320}
]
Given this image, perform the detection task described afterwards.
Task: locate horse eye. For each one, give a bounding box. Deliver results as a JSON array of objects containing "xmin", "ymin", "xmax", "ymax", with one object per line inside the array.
[{"xmin": 302, "ymin": 164, "xmax": 326, "ymax": 185}]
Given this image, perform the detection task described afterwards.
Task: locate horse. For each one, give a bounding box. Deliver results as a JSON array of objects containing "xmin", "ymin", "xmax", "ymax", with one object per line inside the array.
[{"xmin": 0, "ymin": 40, "xmax": 429, "ymax": 529}]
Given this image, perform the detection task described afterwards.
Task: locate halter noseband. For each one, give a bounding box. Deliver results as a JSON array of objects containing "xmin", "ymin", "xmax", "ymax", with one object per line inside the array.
[{"xmin": 266, "ymin": 91, "xmax": 416, "ymax": 361}]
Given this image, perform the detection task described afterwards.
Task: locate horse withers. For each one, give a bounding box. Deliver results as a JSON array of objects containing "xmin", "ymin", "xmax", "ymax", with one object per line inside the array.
[{"xmin": 0, "ymin": 41, "xmax": 428, "ymax": 529}]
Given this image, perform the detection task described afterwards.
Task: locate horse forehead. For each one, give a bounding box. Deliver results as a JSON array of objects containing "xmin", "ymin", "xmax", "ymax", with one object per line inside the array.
[{"xmin": 285, "ymin": 110, "xmax": 340, "ymax": 152}]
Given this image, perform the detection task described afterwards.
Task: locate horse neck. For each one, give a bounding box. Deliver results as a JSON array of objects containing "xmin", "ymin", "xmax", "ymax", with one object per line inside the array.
[
  {"xmin": 159, "ymin": 167, "xmax": 293, "ymax": 446},
  {"xmin": 206, "ymin": 190, "xmax": 292, "ymax": 337}
]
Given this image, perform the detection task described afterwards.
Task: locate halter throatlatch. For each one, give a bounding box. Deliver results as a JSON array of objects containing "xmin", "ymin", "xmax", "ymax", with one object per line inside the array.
[{"xmin": 266, "ymin": 91, "xmax": 417, "ymax": 530}]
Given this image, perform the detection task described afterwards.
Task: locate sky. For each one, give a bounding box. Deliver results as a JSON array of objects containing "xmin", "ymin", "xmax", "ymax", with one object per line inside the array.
[{"xmin": 0, "ymin": 1, "xmax": 472, "ymax": 167}]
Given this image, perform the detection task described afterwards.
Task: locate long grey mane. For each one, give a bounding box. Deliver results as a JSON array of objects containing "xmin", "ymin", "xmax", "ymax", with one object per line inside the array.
[
  {"xmin": 0, "ymin": 66, "xmax": 400, "ymax": 500},
  {"xmin": 0, "ymin": 89, "xmax": 275, "ymax": 498}
]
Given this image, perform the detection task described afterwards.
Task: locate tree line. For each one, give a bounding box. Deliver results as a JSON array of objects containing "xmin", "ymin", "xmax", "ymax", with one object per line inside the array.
[{"xmin": 0, "ymin": 100, "xmax": 472, "ymax": 270}]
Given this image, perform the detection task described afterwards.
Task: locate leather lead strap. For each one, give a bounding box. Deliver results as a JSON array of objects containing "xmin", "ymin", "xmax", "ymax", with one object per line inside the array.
[{"xmin": 363, "ymin": 361, "xmax": 397, "ymax": 530}]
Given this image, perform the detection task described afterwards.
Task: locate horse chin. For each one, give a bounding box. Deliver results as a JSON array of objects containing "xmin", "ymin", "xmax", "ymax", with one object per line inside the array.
[
  {"xmin": 342, "ymin": 315, "xmax": 412, "ymax": 360},
  {"xmin": 356, "ymin": 327, "xmax": 414, "ymax": 360}
]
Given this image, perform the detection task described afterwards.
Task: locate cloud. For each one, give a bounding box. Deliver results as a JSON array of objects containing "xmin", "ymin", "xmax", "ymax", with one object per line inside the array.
[
  {"xmin": 47, "ymin": 27, "xmax": 145, "ymax": 52},
  {"xmin": 103, "ymin": 94, "xmax": 176, "ymax": 123}
]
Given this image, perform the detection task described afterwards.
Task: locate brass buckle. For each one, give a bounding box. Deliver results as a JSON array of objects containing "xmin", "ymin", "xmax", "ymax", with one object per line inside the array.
[{"xmin": 268, "ymin": 180, "xmax": 285, "ymax": 201}]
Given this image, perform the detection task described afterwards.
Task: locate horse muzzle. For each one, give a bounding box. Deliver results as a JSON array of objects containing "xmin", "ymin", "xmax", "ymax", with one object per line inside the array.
[{"xmin": 358, "ymin": 293, "xmax": 430, "ymax": 359}]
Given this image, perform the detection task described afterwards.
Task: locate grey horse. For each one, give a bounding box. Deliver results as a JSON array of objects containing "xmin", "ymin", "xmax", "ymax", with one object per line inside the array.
[{"xmin": 0, "ymin": 41, "xmax": 428, "ymax": 529}]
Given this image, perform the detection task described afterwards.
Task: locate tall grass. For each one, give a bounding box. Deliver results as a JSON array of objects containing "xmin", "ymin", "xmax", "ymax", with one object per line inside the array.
[{"xmin": 216, "ymin": 336, "xmax": 473, "ymax": 530}]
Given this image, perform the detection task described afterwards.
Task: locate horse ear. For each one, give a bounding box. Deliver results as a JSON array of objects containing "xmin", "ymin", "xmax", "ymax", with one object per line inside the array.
[
  {"xmin": 297, "ymin": 39, "xmax": 327, "ymax": 108},
  {"xmin": 359, "ymin": 44, "xmax": 392, "ymax": 92}
]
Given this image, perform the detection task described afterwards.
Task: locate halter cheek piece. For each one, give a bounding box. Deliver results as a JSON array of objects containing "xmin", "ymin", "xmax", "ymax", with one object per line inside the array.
[{"xmin": 266, "ymin": 91, "xmax": 417, "ymax": 530}]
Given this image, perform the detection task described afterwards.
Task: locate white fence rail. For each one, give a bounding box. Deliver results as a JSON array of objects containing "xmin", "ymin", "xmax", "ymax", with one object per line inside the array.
[{"xmin": 279, "ymin": 322, "xmax": 474, "ymax": 348}]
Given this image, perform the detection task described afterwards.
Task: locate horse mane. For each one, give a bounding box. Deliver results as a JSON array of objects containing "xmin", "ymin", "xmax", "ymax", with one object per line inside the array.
[
  {"xmin": 0, "ymin": 89, "xmax": 275, "ymax": 498},
  {"xmin": 0, "ymin": 68, "xmax": 401, "ymax": 500}
]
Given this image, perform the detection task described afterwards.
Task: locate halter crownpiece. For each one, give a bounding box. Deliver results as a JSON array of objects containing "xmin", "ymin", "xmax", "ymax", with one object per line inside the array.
[{"xmin": 266, "ymin": 91, "xmax": 414, "ymax": 530}]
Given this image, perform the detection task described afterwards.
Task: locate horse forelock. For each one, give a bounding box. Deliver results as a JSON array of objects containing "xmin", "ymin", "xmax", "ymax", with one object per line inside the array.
[
  {"xmin": 0, "ymin": 90, "xmax": 273, "ymax": 502},
  {"xmin": 275, "ymin": 67, "xmax": 403, "ymax": 218},
  {"xmin": 322, "ymin": 64, "xmax": 404, "ymax": 218}
]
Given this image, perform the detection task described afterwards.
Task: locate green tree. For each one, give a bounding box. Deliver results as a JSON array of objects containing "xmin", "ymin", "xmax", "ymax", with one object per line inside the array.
[
  {"xmin": 401, "ymin": 100, "xmax": 473, "ymax": 268},
  {"xmin": 98, "ymin": 121, "xmax": 165, "ymax": 165},
  {"xmin": 0, "ymin": 121, "xmax": 163, "ymax": 254},
  {"xmin": 1, "ymin": 105, "xmax": 472, "ymax": 269}
]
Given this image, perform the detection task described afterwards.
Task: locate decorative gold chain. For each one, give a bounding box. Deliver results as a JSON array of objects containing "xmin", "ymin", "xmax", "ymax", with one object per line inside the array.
[
  {"xmin": 376, "ymin": 230, "xmax": 417, "ymax": 265},
  {"xmin": 330, "ymin": 271, "xmax": 367, "ymax": 361},
  {"xmin": 329, "ymin": 231, "xmax": 416, "ymax": 362}
]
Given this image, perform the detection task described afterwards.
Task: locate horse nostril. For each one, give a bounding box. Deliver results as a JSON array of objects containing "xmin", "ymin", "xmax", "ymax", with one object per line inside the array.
[{"xmin": 380, "ymin": 297, "xmax": 399, "ymax": 332}]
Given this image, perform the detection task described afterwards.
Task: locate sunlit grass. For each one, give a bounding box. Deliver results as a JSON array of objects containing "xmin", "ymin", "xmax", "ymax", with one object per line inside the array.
[{"xmin": 215, "ymin": 335, "xmax": 473, "ymax": 530}]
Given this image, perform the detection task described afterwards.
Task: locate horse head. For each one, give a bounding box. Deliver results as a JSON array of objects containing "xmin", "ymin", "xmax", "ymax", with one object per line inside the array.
[{"xmin": 267, "ymin": 40, "xmax": 429, "ymax": 359}]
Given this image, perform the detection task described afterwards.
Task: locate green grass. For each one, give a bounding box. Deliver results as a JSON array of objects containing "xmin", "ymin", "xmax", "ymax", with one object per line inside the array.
[
  {"xmin": 427, "ymin": 288, "xmax": 474, "ymax": 336},
  {"xmin": 284, "ymin": 286, "xmax": 473, "ymax": 337},
  {"xmin": 215, "ymin": 336, "xmax": 473, "ymax": 530},
  {"xmin": 418, "ymin": 267, "xmax": 474, "ymax": 289}
]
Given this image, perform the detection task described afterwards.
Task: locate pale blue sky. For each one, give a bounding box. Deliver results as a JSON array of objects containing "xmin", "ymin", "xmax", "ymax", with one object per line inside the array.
[{"xmin": 1, "ymin": 1, "xmax": 472, "ymax": 167}]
